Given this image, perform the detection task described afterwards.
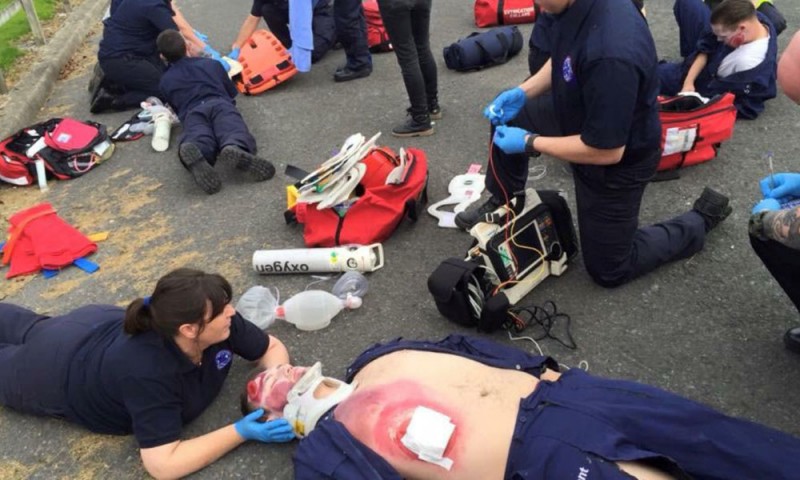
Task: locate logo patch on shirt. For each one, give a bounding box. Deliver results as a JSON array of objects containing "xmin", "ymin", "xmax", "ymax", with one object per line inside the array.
[
  {"xmin": 215, "ymin": 350, "xmax": 232, "ymax": 370},
  {"xmin": 562, "ymin": 56, "xmax": 575, "ymax": 83}
]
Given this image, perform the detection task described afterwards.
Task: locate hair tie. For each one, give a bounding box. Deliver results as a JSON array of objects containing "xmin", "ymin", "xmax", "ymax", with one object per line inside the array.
[{"xmin": 143, "ymin": 296, "xmax": 152, "ymax": 306}]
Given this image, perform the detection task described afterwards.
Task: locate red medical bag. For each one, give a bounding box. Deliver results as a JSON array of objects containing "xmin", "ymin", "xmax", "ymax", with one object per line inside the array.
[{"xmin": 474, "ymin": 0, "xmax": 536, "ymax": 28}]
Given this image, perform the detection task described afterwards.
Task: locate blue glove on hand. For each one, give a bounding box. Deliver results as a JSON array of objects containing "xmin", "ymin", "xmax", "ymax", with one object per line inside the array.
[
  {"xmin": 484, "ymin": 87, "xmax": 526, "ymax": 125},
  {"xmin": 203, "ymin": 44, "xmax": 223, "ymax": 61},
  {"xmin": 228, "ymin": 47, "xmax": 241, "ymax": 61},
  {"xmin": 752, "ymin": 198, "xmax": 782, "ymax": 214},
  {"xmin": 760, "ymin": 173, "xmax": 800, "ymax": 201},
  {"xmin": 193, "ymin": 29, "xmax": 209, "ymax": 43},
  {"xmin": 234, "ymin": 409, "xmax": 296, "ymax": 443},
  {"xmin": 493, "ymin": 125, "xmax": 531, "ymax": 154}
]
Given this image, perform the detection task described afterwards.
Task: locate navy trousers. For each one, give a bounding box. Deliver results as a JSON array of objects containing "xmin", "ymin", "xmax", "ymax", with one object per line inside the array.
[
  {"xmin": 377, "ymin": 0, "xmax": 437, "ymax": 116},
  {"xmin": 750, "ymin": 235, "xmax": 800, "ymax": 316},
  {"xmin": 658, "ymin": 0, "xmax": 710, "ymax": 96},
  {"xmin": 180, "ymin": 99, "xmax": 257, "ymax": 165},
  {"xmin": 259, "ymin": 0, "xmax": 336, "ymax": 63},
  {"xmin": 333, "ymin": 0, "xmax": 372, "ymax": 70},
  {"xmin": 0, "ymin": 304, "xmax": 89, "ymax": 417},
  {"xmin": 99, "ymin": 54, "xmax": 166, "ymax": 110},
  {"xmin": 486, "ymin": 97, "xmax": 707, "ymax": 287}
]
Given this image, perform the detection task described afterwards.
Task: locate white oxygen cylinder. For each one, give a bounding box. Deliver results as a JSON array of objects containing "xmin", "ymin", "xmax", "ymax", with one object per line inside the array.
[
  {"xmin": 151, "ymin": 112, "xmax": 172, "ymax": 152},
  {"xmin": 275, "ymin": 290, "xmax": 348, "ymax": 331},
  {"xmin": 253, "ymin": 244, "xmax": 384, "ymax": 274}
]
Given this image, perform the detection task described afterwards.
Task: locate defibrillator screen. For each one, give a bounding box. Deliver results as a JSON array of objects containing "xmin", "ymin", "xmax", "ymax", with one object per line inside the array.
[{"xmin": 487, "ymin": 208, "xmax": 560, "ymax": 283}]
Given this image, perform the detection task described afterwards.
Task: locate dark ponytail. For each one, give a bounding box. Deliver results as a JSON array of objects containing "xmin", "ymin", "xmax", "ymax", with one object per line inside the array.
[
  {"xmin": 123, "ymin": 298, "xmax": 155, "ymax": 335},
  {"xmin": 124, "ymin": 268, "xmax": 233, "ymax": 338}
]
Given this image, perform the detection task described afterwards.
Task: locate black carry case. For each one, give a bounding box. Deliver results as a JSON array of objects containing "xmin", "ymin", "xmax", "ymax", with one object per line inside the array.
[{"xmin": 443, "ymin": 26, "xmax": 523, "ymax": 72}]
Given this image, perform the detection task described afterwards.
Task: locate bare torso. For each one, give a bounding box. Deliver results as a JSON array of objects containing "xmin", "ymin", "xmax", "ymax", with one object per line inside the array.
[{"xmin": 333, "ymin": 350, "xmax": 674, "ymax": 480}]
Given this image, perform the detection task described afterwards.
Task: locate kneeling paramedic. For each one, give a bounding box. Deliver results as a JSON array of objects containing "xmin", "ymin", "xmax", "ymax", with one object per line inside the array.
[
  {"xmin": 229, "ymin": 0, "xmax": 336, "ymax": 72},
  {"xmin": 455, "ymin": 0, "xmax": 732, "ymax": 288}
]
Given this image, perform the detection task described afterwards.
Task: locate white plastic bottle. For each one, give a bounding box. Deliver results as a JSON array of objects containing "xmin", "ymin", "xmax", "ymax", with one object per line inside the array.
[{"xmin": 275, "ymin": 290, "xmax": 361, "ymax": 331}]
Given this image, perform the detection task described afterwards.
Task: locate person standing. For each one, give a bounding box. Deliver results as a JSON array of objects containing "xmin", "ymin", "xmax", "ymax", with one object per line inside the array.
[
  {"xmin": 377, "ymin": 0, "xmax": 440, "ymax": 137},
  {"xmin": 332, "ymin": 0, "xmax": 373, "ymax": 82},
  {"xmin": 456, "ymin": 0, "xmax": 732, "ymax": 288}
]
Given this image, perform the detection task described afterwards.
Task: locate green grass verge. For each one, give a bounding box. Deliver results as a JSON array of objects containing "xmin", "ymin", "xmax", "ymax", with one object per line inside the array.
[{"xmin": 0, "ymin": 0, "xmax": 59, "ymax": 72}]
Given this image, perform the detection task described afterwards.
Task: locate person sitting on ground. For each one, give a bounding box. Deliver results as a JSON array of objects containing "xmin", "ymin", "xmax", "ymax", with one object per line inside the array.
[
  {"xmin": 91, "ymin": 0, "xmax": 215, "ymax": 113},
  {"xmin": 157, "ymin": 30, "xmax": 275, "ymax": 195},
  {"xmin": 777, "ymin": 29, "xmax": 800, "ymax": 104},
  {"xmin": 0, "ymin": 268, "xmax": 296, "ymax": 479},
  {"xmin": 704, "ymin": 0, "xmax": 786, "ymax": 35},
  {"xmin": 240, "ymin": 334, "xmax": 800, "ymax": 479},
  {"xmin": 658, "ymin": 0, "xmax": 778, "ymax": 120},
  {"xmin": 750, "ymin": 173, "xmax": 800, "ymax": 353},
  {"xmin": 230, "ymin": 0, "xmax": 336, "ymax": 72}
]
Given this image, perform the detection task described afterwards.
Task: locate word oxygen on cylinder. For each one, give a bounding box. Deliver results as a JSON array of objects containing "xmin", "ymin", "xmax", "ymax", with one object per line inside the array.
[{"xmin": 253, "ymin": 244, "xmax": 385, "ymax": 274}]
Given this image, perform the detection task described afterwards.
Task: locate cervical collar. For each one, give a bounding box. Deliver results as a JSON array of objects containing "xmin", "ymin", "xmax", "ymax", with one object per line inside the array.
[
  {"xmin": 427, "ymin": 173, "xmax": 485, "ymax": 228},
  {"xmin": 282, "ymin": 362, "xmax": 357, "ymax": 437}
]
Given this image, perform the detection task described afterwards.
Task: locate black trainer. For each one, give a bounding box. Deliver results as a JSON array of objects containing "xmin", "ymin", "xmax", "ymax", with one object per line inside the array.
[
  {"xmin": 784, "ymin": 327, "xmax": 800, "ymax": 354},
  {"xmin": 333, "ymin": 65, "xmax": 372, "ymax": 82},
  {"xmin": 692, "ymin": 187, "xmax": 732, "ymax": 232},
  {"xmin": 219, "ymin": 145, "xmax": 275, "ymax": 181},
  {"xmin": 454, "ymin": 196, "xmax": 505, "ymax": 231},
  {"xmin": 180, "ymin": 143, "xmax": 221, "ymax": 194},
  {"xmin": 87, "ymin": 63, "xmax": 105, "ymax": 95},
  {"xmin": 429, "ymin": 98, "xmax": 442, "ymax": 120},
  {"xmin": 392, "ymin": 111, "xmax": 433, "ymax": 138},
  {"xmin": 90, "ymin": 87, "xmax": 119, "ymax": 114}
]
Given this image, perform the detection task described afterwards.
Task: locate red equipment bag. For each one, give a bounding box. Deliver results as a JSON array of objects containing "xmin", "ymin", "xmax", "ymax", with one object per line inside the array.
[
  {"xmin": 658, "ymin": 92, "xmax": 737, "ymax": 172},
  {"xmin": 0, "ymin": 117, "xmax": 110, "ymax": 186},
  {"xmin": 363, "ymin": 0, "xmax": 392, "ymax": 53},
  {"xmin": 474, "ymin": 0, "xmax": 536, "ymax": 28},
  {"xmin": 290, "ymin": 147, "xmax": 428, "ymax": 247},
  {"xmin": 234, "ymin": 30, "xmax": 298, "ymax": 95}
]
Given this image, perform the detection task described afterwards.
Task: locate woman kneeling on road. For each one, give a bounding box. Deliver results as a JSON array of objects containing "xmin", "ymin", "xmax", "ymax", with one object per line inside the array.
[{"xmin": 0, "ymin": 268, "xmax": 295, "ymax": 479}]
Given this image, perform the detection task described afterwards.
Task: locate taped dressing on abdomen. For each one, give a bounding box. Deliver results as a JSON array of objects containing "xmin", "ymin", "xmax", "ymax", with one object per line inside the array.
[{"xmin": 400, "ymin": 406, "xmax": 456, "ymax": 470}]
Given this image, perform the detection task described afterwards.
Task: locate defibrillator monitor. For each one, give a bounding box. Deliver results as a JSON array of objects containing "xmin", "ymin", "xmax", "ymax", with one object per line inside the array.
[{"xmin": 484, "ymin": 208, "xmax": 562, "ymax": 283}]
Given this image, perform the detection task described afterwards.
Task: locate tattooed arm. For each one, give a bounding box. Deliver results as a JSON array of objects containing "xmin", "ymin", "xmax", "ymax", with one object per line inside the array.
[{"xmin": 750, "ymin": 205, "xmax": 800, "ymax": 250}]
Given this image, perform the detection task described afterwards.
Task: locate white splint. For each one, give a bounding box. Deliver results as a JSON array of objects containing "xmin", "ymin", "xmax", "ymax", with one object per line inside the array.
[
  {"xmin": 427, "ymin": 173, "xmax": 486, "ymax": 228},
  {"xmin": 298, "ymin": 133, "xmax": 365, "ymax": 193},
  {"xmin": 317, "ymin": 163, "xmax": 367, "ymax": 209},
  {"xmin": 311, "ymin": 132, "xmax": 380, "ymax": 195}
]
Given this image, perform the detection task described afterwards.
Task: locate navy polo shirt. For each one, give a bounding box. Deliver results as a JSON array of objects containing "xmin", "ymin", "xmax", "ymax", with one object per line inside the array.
[
  {"xmin": 159, "ymin": 57, "xmax": 239, "ymax": 121},
  {"xmin": 65, "ymin": 310, "xmax": 267, "ymax": 448},
  {"xmin": 98, "ymin": 0, "xmax": 177, "ymax": 60},
  {"xmin": 549, "ymin": 0, "xmax": 660, "ymax": 159}
]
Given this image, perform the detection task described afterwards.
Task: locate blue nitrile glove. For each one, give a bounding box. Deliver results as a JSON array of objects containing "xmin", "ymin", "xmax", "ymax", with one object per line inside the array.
[
  {"xmin": 752, "ymin": 198, "xmax": 781, "ymax": 214},
  {"xmin": 234, "ymin": 409, "xmax": 296, "ymax": 443},
  {"xmin": 228, "ymin": 47, "xmax": 241, "ymax": 61},
  {"xmin": 493, "ymin": 125, "xmax": 531, "ymax": 154},
  {"xmin": 203, "ymin": 44, "xmax": 223, "ymax": 61},
  {"xmin": 483, "ymin": 87, "xmax": 526, "ymax": 125},
  {"xmin": 760, "ymin": 173, "xmax": 800, "ymax": 200},
  {"xmin": 193, "ymin": 29, "xmax": 209, "ymax": 43}
]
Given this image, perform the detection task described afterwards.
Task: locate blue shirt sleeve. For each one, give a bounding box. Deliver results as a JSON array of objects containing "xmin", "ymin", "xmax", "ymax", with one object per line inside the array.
[
  {"xmin": 228, "ymin": 312, "xmax": 268, "ymax": 361},
  {"xmin": 580, "ymin": 58, "xmax": 640, "ymax": 150},
  {"xmin": 150, "ymin": 0, "xmax": 178, "ymax": 33},
  {"xmin": 250, "ymin": 0, "xmax": 265, "ymax": 17}
]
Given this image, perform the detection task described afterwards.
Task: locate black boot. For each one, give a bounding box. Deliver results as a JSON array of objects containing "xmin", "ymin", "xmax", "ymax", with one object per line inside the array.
[
  {"xmin": 454, "ymin": 196, "xmax": 505, "ymax": 231},
  {"xmin": 219, "ymin": 145, "xmax": 275, "ymax": 182},
  {"xmin": 392, "ymin": 110, "xmax": 433, "ymax": 138},
  {"xmin": 692, "ymin": 187, "xmax": 732, "ymax": 232},
  {"xmin": 90, "ymin": 87, "xmax": 120, "ymax": 114},
  {"xmin": 179, "ymin": 143, "xmax": 221, "ymax": 194},
  {"xmin": 88, "ymin": 63, "xmax": 105, "ymax": 95},
  {"xmin": 429, "ymin": 97, "xmax": 442, "ymax": 120},
  {"xmin": 785, "ymin": 327, "xmax": 800, "ymax": 354}
]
